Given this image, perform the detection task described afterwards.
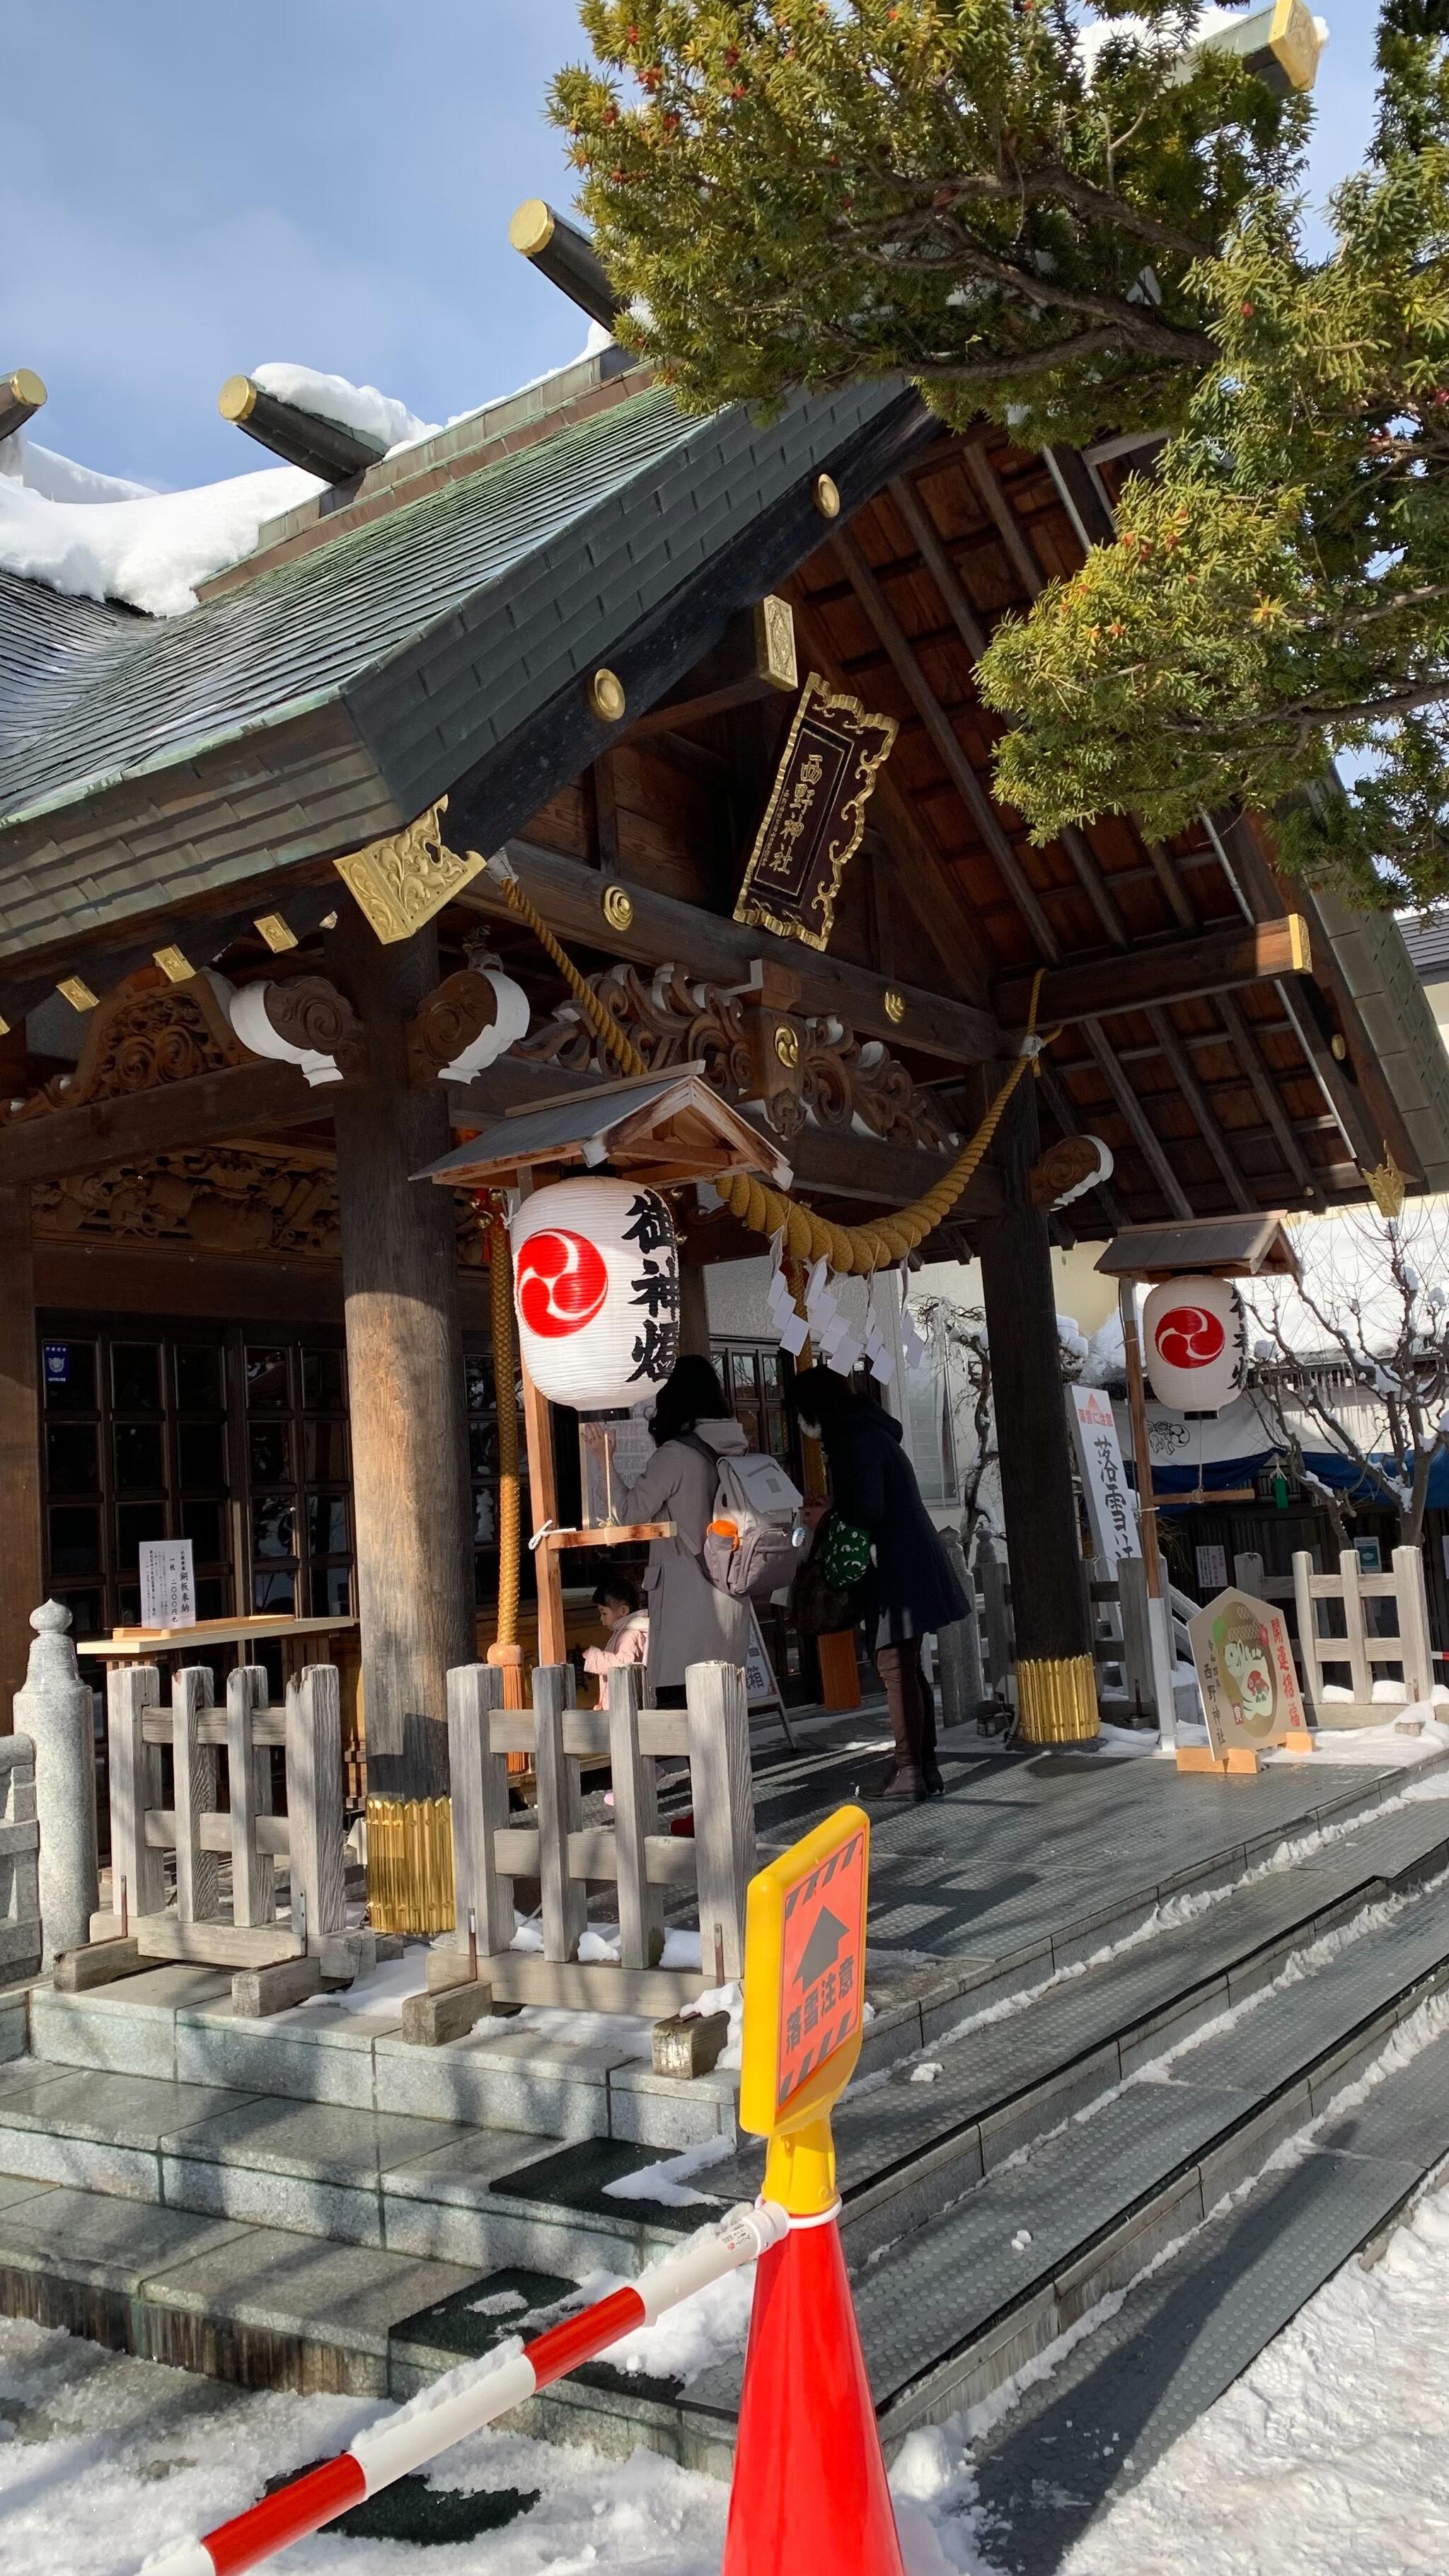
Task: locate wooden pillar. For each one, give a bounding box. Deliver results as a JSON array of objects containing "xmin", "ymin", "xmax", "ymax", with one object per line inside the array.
[
  {"xmin": 0, "ymin": 1188, "xmax": 42, "ymax": 1725},
  {"xmin": 978, "ymin": 1081, "xmax": 1096, "ymax": 1740},
  {"xmin": 330, "ymin": 906, "xmax": 473, "ymax": 1803}
]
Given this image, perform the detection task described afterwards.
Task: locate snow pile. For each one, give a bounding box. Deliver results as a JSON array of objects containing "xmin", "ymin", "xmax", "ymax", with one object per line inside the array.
[
  {"xmin": 569, "ymin": 2236, "xmax": 758, "ymax": 2385},
  {"xmin": 250, "ymin": 362, "xmax": 439, "ymax": 454},
  {"xmin": 0, "ymin": 449, "xmax": 321, "ymax": 615},
  {"xmin": 0, "ymin": 434, "xmax": 151, "ymax": 502},
  {"xmin": 604, "ymin": 2135, "xmax": 737, "ymax": 2208}
]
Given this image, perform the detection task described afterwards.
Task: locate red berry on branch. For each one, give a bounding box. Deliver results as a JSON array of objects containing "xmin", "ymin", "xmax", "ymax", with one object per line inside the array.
[{"xmin": 1240, "ymin": 301, "xmax": 1254, "ymax": 316}]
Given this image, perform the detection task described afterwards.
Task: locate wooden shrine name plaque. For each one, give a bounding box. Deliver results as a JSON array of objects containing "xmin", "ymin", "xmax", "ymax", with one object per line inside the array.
[{"xmin": 733, "ymin": 671, "xmax": 897, "ymax": 952}]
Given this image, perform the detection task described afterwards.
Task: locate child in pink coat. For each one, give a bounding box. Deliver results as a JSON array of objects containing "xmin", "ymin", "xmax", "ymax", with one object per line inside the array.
[{"xmin": 583, "ymin": 1574, "xmax": 650, "ymax": 1694}]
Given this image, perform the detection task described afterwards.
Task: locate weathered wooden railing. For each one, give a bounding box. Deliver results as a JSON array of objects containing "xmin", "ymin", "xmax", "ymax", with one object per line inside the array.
[
  {"xmin": 87, "ymin": 1659, "xmax": 352, "ymax": 2008},
  {"xmin": 415, "ymin": 1656, "xmax": 755, "ymax": 2043},
  {"xmin": 1293, "ymin": 1545, "xmax": 1436, "ymax": 1727}
]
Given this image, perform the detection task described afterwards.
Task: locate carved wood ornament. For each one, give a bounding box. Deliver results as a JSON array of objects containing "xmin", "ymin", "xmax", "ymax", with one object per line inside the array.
[
  {"xmin": 4, "ymin": 974, "xmax": 244, "ymax": 1124},
  {"xmin": 519, "ymin": 960, "xmax": 959, "ymax": 1155}
]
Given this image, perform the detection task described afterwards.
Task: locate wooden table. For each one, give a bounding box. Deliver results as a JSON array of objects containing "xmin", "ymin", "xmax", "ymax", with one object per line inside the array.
[
  {"xmin": 536, "ymin": 1523, "xmax": 676, "ymax": 1552},
  {"xmin": 77, "ymin": 1615, "xmax": 357, "ymax": 1687}
]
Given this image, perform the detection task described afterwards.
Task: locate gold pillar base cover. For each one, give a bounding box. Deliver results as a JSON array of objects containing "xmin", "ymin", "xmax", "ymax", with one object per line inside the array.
[
  {"xmin": 366, "ymin": 1795, "xmax": 456, "ymax": 1936},
  {"xmin": 1016, "ymin": 1654, "xmax": 1099, "ymax": 1745}
]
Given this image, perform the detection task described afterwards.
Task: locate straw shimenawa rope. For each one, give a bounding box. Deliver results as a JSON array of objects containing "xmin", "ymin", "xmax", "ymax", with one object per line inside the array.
[{"xmin": 475, "ymin": 848, "xmax": 1050, "ymax": 1275}]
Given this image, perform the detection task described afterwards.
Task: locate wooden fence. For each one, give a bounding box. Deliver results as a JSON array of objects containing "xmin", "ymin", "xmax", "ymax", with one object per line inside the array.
[
  {"xmin": 101, "ymin": 1660, "xmax": 350, "ymax": 1973},
  {"xmin": 431, "ymin": 1656, "xmax": 755, "ymax": 2024},
  {"xmin": 1293, "ymin": 1546, "xmax": 1436, "ymax": 1727}
]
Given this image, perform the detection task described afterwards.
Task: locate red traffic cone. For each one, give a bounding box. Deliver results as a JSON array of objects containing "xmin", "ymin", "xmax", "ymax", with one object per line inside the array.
[{"xmin": 722, "ymin": 2212, "xmax": 906, "ymax": 2576}]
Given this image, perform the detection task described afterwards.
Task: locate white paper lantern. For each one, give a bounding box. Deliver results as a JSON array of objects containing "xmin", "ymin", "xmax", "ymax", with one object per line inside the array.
[
  {"xmin": 512, "ymin": 1177, "xmax": 679, "ymax": 1412},
  {"xmin": 1141, "ymin": 1275, "xmax": 1247, "ymax": 1414}
]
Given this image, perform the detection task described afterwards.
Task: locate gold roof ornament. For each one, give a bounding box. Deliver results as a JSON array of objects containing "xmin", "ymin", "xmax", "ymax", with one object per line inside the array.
[
  {"xmin": 1363, "ymin": 1154, "xmax": 1407, "ymax": 1223},
  {"xmin": 333, "ymin": 797, "xmax": 485, "ymax": 945}
]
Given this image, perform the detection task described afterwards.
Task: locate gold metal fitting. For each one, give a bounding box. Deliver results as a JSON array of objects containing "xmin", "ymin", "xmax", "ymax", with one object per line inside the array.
[
  {"xmin": 152, "ymin": 945, "xmax": 193, "ymax": 984},
  {"xmin": 601, "ymin": 882, "xmax": 635, "ymax": 932},
  {"xmin": 6, "ymin": 368, "xmax": 45, "ymax": 408},
  {"xmin": 254, "ymin": 913, "xmax": 299, "ymax": 953},
  {"xmin": 57, "ymin": 975, "xmax": 99, "ymax": 1014},
  {"xmin": 1015, "ymin": 1654, "xmax": 1099, "ymax": 1745},
  {"xmin": 814, "ymin": 473, "xmax": 841, "ymax": 520},
  {"xmin": 365, "ymin": 1794, "xmax": 456, "ymax": 1936},
  {"xmin": 773, "ymin": 1022, "xmax": 800, "ymax": 1069},
  {"xmin": 509, "ymin": 197, "xmax": 555, "ymax": 257},
  {"xmin": 884, "ymin": 988, "xmax": 906, "ymax": 1025},
  {"xmin": 588, "ymin": 667, "xmax": 627, "ymax": 723},
  {"xmin": 217, "ymin": 374, "xmax": 258, "ymax": 424}
]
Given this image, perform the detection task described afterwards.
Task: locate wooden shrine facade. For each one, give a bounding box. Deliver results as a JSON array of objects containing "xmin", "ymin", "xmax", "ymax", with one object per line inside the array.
[{"xmin": 3, "ymin": 310, "xmax": 1448, "ymax": 1807}]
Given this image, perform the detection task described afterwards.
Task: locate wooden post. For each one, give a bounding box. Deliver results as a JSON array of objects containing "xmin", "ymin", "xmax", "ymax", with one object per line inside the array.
[
  {"xmin": 329, "ymin": 903, "xmax": 473, "ymax": 1803},
  {"xmin": 171, "ymin": 1665, "xmax": 219, "ymax": 1924},
  {"xmin": 226, "ymin": 1664, "xmax": 273, "ymax": 1928},
  {"xmin": 447, "ymin": 1660, "xmax": 512, "ymax": 1956},
  {"xmin": 533, "ymin": 1661, "xmax": 586, "ymax": 1962},
  {"xmin": 1118, "ymin": 1281, "xmax": 1178, "ymax": 1744},
  {"xmin": 979, "ymin": 1080, "xmax": 1095, "ymax": 1740},
  {"xmin": 687, "ymin": 1658, "xmax": 755, "ymax": 1983},
  {"xmin": 1392, "ymin": 1546, "xmax": 1435, "ymax": 1706},
  {"xmin": 284, "ymin": 1664, "xmax": 346, "ymax": 1948},
  {"xmin": 515, "ymin": 1167, "xmax": 567, "ymax": 1668},
  {"xmin": 608, "ymin": 1662, "xmax": 664, "ymax": 1971},
  {"xmin": 108, "ymin": 1664, "xmax": 163, "ymax": 1922},
  {"xmin": 0, "ymin": 1188, "xmax": 42, "ymax": 1721}
]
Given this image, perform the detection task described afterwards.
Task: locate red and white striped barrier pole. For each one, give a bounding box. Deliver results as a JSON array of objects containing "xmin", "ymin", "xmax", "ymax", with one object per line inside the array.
[{"xmin": 141, "ymin": 2200, "xmax": 787, "ymax": 2576}]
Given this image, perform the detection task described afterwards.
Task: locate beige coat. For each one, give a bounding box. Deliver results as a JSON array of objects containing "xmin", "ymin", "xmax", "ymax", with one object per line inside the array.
[{"xmin": 621, "ymin": 1419, "xmax": 751, "ymax": 1690}]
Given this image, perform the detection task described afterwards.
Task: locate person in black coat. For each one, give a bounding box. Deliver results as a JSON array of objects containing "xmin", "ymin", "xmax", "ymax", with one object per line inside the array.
[{"xmin": 787, "ymin": 1367, "xmax": 969, "ymax": 1799}]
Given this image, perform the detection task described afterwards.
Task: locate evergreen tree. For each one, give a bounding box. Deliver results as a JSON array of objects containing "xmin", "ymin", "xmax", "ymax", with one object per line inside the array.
[
  {"xmin": 552, "ymin": 5, "xmax": 1449, "ymax": 908},
  {"xmin": 550, "ymin": 1, "xmax": 1309, "ymax": 449}
]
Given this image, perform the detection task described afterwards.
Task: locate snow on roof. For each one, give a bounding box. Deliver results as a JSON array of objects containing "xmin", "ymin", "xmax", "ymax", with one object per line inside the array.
[
  {"xmin": 0, "ymin": 441, "xmax": 321, "ymax": 617},
  {"xmin": 0, "ymin": 330, "xmax": 619, "ymax": 622},
  {"xmin": 251, "ymin": 362, "xmax": 439, "ymax": 454}
]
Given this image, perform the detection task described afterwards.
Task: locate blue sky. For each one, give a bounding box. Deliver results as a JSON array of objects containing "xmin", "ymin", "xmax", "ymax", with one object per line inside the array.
[{"xmin": 2, "ymin": 0, "xmax": 1382, "ymax": 495}]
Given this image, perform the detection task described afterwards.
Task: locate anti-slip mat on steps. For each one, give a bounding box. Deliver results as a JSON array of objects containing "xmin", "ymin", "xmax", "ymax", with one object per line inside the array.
[
  {"xmin": 693, "ymin": 1795, "xmax": 1449, "ymax": 2217},
  {"xmin": 968, "ymin": 2025, "xmax": 1449, "ymax": 2574}
]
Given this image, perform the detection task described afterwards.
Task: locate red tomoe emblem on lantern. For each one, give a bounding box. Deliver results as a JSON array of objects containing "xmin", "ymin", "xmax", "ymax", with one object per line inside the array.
[
  {"xmin": 1153, "ymin": 1304, "xmax": 1226, "ymax": 1371},
  {"xmin": 516, "ymin": 1230, "xmax": 608, "ymax": 1338}
]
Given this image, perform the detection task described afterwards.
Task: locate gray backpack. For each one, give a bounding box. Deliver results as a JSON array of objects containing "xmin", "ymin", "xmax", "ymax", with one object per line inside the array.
[{"xmin": 682, "ymin": 1434, "xmax": 804, "ymax": 1603}]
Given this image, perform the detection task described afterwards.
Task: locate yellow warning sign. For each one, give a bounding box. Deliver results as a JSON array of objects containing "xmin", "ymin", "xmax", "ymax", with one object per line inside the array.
[{"xmin": 739, "ymin": 1806, "xmax": 870, "ymax": 2206}]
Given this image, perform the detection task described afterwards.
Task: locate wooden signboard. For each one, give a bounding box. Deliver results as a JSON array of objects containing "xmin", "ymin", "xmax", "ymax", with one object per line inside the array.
[
  {"xmin": 733, "ymin": 671, "xmax": 897, "ymax": 952},
  {"xmin": 1187, "ymin": 1585, "xmax": 1312, "ymax": 1759}
]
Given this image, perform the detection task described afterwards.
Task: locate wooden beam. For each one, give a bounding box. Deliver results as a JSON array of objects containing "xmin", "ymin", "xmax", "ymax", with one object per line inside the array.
[
  {"xmin": 1216, "ymin": 989, "xmax": 1319, "ymax": 1200},
  {"xmin": 959, "ymin": 445, "xmax": 1047, "ymax": 601},
  {"xmin": 788, "ymin": 590, "xmax": 994, "ymax": 998},
  {"xmin": 462, "ymin": 838, "xmax": 1001, "ymax": 1063},
  {"xmin": 0, "ymin": 1058, "xmax": 327, "ymax": 1189},
  {"xmin": 831, "ymin": 522, "xmax": 1061, "ymax": 962},
  {"xmin": 620, "ymin": 599, "xmax": 797, "ymax": 743},
  {"xmin": 1034, "ymin": 1058, "xmax": 1126, "ymax": 1232},
  {"xmin": 1146, "ymin": 1006, "xmax": 1256, "ymax": 1213},
  {"xmin": 1080, "ymin": 1019, "xmax": 1194, "ymax": 1219},
  {"xmin": 995, "ymin": 916, "xmax": 1311, "ymax": 1028},
  {"xmin": 886, "ymin": 478, "xmax": 1128, "ymax": 949}
]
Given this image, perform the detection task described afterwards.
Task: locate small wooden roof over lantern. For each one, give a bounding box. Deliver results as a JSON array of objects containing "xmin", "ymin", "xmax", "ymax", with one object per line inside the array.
[
  {"xmin": 1094, "ymin": 1212, "xmax": 1301, "ymax": 1284},
  {"xmin": 415, "ymin": 1063, "xmax": 794, "ymax": 1194}
]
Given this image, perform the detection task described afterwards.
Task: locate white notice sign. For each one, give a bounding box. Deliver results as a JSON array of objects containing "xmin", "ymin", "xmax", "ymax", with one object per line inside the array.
[
  {"xmin": 1066, "ymin": 1385, "xmax": 1138, "ymax": 1566},
  {"xmin": 1196, "ymin": 1543, "xmax": 1228, "ymax": 1594},
  {"xmin": 139, "ymin": 1538, "xmax": 197, "ymax": 1630}
]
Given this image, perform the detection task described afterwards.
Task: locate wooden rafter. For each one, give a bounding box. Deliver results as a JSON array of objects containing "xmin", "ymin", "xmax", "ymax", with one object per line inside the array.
[
  {"xmin": 1145, "ymin": 1006, "xmax": 1256, "ymax": 1213},
  {"xmin": 1080, "ymin": 1019, "xmax": 1194, "ymax": 1219},
  {"xmin": 995, "ymin": 917, "xmax": 1310, "ymax": 1027}
]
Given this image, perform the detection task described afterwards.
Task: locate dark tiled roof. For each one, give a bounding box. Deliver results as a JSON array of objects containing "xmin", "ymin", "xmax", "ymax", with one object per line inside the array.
[
  {"xmin": 1398, "ymin": 908, "xmax": 1449, "ymax": 986},
  {"xmin": 0, "ymin": 570, "xmax": 143, "ymax": 761},
  {"xmin": 0, "ymin": 372, "xmax": 915, "ymax": 964},
  {"xmin": 0, "ymin": 384, "xmax": 701, "ymax": 828}
]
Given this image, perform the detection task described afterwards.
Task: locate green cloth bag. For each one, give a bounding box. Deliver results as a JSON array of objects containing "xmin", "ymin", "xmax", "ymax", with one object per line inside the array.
[{"xmin": 819, "ymin": 1513, "xmax": 872, "ymax": 1588}]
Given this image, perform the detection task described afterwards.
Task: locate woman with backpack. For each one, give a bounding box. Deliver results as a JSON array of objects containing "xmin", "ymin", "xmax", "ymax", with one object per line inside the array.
[
  {"xmin": 787, "ymin": 1365, "xmax": 968, "ymax": 1800},
  {"xmin": 620, "ymin": 1353, "xmax": 751, "ymax": 1705}
]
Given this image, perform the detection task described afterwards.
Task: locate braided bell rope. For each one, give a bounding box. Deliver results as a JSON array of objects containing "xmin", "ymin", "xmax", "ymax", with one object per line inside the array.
[{"xmin": 473, "ymin": 848, "xmax": 1048, "ymax": 1274}]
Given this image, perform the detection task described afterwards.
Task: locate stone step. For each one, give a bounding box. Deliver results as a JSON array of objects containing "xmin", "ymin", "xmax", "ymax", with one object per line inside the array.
[
  {"xmin": 481, "ymin": 1864, "xmax": 1449, "ymax": 2470},
  {"xmin": 695, "ymin": 1784, "xmax": 1449, "ymax": 2248},
  {"xmin": 967, "ymin": 2021, "xmax": 1449, "ymax": 2572},
  {"xmin": 18, "ymin": 1960, "xmax": 735, "ymax": 2150},
  {"xmin": 0, "ymin": 2051, "xmax": 706, "ymax": 2279}
]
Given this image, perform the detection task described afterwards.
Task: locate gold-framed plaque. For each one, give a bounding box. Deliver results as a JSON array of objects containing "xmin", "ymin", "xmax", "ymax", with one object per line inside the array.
[{"xmin": 733, "ymin": 671, "xmax": 897, "ymax": 952}]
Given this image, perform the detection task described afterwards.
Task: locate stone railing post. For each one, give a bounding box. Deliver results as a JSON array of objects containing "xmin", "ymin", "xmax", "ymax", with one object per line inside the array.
[{"xmin": 13, "ymin": 1600, "xmax": 98, "ymax": 1968}]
